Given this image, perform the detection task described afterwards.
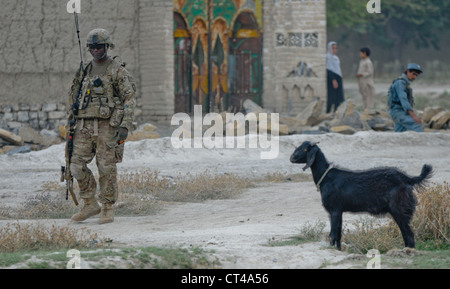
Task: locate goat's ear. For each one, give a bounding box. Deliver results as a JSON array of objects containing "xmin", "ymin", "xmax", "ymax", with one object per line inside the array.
[{"xmin": 302, "ymin": 146, "xmax": 319, "ymax": 171}]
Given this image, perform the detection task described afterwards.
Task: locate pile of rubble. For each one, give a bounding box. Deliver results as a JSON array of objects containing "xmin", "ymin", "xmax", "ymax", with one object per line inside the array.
[
  {"xmin": 1, "ymin": 101, "xmax": 448, "ymax": 154},
  {"xmin": 0, "ymin": 123, "xmax": 160, "ymax": 155},
  {"xmin": 0, "ymin": 126, "xmax": 63, "ymax": 155},
  {"xmin": 243, "ymin": 99, "xmax": 450, "ymax": 136}
]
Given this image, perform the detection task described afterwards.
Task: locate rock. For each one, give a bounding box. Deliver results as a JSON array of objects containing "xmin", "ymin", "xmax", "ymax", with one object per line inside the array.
[
  {"xmin": 258, "ymin": 118, "xmax": 289, "ymax": 136},
  {"xmin": 17, "ymin": 127, "xmax": 62, "ymax": 148},
  {"xmin": 333, "ymin": 101, "xmax": 369, "ymax": 131},
  {"xmin": 19, "ymin": 126, "xmax": 41, "ymax": 144},
  {"xmin": 238, "ymin": 99, "xmax": 289, "ymax": 135},
  {"xmin": 361, "ymin": 110, "xmax": 394, "ymax": 131},
  {"xmin": 243, "ymin": 99, "xmax": 268, "ymax": 114},
  {"xmin": 58, "ymin": 125, "xmax": 67, "ymax": 139},
  {"xmin": 0, "ymin": 128, "xmax": 23, "ymax": 146},
  {"xmin": 429, "ymin": 111, "xmax": 450, "ymax": 129},
  {"xmin": 279, "ymin": 115, "xmax": 301, "ymax": 134},
  {"xmin": 295, "ymin": 100, "xmax": 324, "ymax": 127},
  {"xmin": 279, "ymin": 100, "xmax": 329, "ymax": 134},
  {"xmin": 39, "ymin": 129, "xmax": 63, "ymax": 147},
  {"xmin": 330, "ymin": 125, "xmax": 356, "ymax": 135},
  {"xmin": 127, "ymin": 123, "xmax": 160, "ymax": 141},
  {"xmin": 423, "ymin": 107, "xmax": 445, "ymax": 125},
  {"xmin": 6, "ymin": 145, "xmax": 32, "ymax": 155}
]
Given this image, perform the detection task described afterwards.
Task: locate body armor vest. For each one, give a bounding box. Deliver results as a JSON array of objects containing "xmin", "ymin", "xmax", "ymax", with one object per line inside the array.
[
  {"xmin": 74, "ymin": 60, "xmax": 124, "ymax": 127},
  {"xmin": 388, "ymin": 76, "xmax": 414, "ymax": 109}
]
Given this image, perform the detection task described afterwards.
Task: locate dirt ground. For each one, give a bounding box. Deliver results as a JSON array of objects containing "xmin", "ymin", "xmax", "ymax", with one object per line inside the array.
[{"xmin": 1, "ymin": 129, "xmax": 449, "ymax": 268}]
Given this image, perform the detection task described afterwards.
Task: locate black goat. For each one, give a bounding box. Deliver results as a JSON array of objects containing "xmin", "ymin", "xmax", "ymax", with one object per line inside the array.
[{"xmin": 290, "ymin": 141, "xmax": 433, "ymax": 250}]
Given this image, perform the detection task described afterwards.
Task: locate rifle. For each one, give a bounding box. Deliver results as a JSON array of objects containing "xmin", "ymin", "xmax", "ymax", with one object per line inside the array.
[
  {"xmin": 61, "ymin": 120, "xmax": 78, "ymax": 206},
  {"xmin": 60, "ymin": 11, "xmax": 86, "ymax": 206}
]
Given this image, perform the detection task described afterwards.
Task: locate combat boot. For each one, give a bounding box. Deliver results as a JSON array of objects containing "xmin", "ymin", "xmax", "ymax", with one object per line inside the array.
[
  {"xmin": 71, "ymin": 198, "xmax": 101, "ymax": 222},
  {"xmin": 99, "ymin": 203, "xmax": 114, "ymax": 224}
]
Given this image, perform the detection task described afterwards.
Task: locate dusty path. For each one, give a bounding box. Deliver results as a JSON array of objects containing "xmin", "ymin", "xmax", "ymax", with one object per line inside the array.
[{"xmin": 1, "ymin": 131, "xmax": 449, "ymax": 268}]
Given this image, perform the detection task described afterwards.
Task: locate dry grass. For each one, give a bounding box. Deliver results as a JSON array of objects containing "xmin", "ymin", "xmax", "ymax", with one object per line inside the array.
[
  {"xmin": 413, "ymin": 181, "xmax": 450, "ymax": 249},
  {"xmin": 343, "ymin": 182, "xmax": 450, "ymax": 253},
  {"xmin": 118, "ymin": 169, "xmax": 252, "ymax": 202},
  {"xmin": 0, "ymin": 169, "xmax": 255, "ymax": 219},
  {"xmin": 260, "ymin": 171, "xmax": 311, "ymax": 183},
  {"xmin": 343, "ymin": 217, "xmax": 404, "ymax": 254},
  {"xmin": 0, "ymin": 222, "xmax": 101, "ymax": 253}
]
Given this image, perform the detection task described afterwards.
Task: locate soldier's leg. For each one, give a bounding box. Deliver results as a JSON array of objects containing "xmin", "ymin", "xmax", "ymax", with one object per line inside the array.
[
  {"xmin": 96, "ymin": 121, "xmax": 121, "ymax": 223},
  {"xmin": 70, "ymin": 122, "xmax": 101, "ymax": 221}
]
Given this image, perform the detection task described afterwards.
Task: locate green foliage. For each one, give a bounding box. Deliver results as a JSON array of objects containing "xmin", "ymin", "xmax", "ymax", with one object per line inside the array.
[{"xmin": 327, "ymin": 0, "xmax": 450, "ymax": 50}]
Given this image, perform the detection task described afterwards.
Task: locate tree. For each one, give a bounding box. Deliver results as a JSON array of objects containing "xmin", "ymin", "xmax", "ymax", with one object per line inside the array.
[{"xmin": 327, "ymin": 0, "xmax": 450, "ymax": 60}]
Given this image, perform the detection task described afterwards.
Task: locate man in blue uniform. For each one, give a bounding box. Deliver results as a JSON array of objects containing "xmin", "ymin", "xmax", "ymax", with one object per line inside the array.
[{"xmin": 388, "ymin": 63, "xmax": 423, "ymax": 132}]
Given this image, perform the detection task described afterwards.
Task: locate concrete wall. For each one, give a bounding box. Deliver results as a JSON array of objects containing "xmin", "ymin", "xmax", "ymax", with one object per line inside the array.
[
  {"xmin": 263, "ymin": 0, "xmax": 327, "ymax": 115},
  {"xmin": 0, "ymin": 0, "xmax": 326, "ymax": 133},
  {"xmin": 137, "ymin": 0, "xmax": 174, "ymax": 123},
  {"xmin": 0, "ymin": 0, "xmax": 142, "ymax": 131}
]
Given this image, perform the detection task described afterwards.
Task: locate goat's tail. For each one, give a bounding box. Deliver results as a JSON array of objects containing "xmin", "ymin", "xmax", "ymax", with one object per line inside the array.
[{"xmin": 410, "ymin": 164, "xmax": 433, "ymax": 188}]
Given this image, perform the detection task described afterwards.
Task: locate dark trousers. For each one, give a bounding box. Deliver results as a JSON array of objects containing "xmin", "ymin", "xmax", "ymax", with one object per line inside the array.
[{"xmin": 327, "ymin": 69, "xmax": 344, "ymax": 113}]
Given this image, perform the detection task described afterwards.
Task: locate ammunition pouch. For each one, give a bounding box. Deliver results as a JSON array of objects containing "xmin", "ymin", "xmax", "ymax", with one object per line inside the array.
[
  {"xmin": 72, "ymin": 59, "xmax": 126, "ymax": 128},
  {"xmin": 74, "ymin": 70, "xmax": 123, "ymax": 124}
]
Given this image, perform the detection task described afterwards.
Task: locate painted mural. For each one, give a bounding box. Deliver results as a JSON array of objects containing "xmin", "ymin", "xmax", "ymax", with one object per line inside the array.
[{"xmin": 174, "ymin": 0, "xmax": 263, "ymax": 113}]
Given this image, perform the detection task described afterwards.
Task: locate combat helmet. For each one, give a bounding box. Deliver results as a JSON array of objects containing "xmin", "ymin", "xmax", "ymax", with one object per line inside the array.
[{"xmin": 86, "ymin": 28, "xmax": 115, "ymax": 49}]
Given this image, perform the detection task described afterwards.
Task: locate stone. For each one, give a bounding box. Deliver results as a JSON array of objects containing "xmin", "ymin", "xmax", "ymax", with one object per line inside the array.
[
  {"xmin": 6, "ymin": 145, "xmax": 32, "ymax": 155},
  {"xmin": 19, "ymin": 126, "xmax": 41, "ymax": 144},
  {"xmin": 330, "ymin": 125, "xmax": 356, "ymax": 135},
  {"xmin": 333, "ymin": 101, "xmax": 369, "ymax": 131},
  {"xmin": 48, "ymin": 111, "xmax": 66, "ymax": 120},
  {"xmin": 429, "ymin": 111, "xmax": 450, "ymax": 129},
  {"xmin": 423, "ymin": 107, "xmax": 445, "ymax": 125},
  {"xmin": 361, "ymin": 110, "xmax": 394, "ymax": 131},
  {"xmin": 126, "ymin": 123, "xmax": 160, "ymax": 141},
  {"xmin": 0, "ymin": 128, "xmax": 23, "ymax": 146},
  {"xmin": 17, "ymin": 111, "xmax": 30, "ymax": 122},
  {"xmin": 295, "ymin": 100, "xmax": 324, "ymax": 127},
  {"xmin": 42, "ymin": 103, "xmax": 57, "ymax": 112},
  {"xmin": 39, "ymin": 129, "xmax": 63, "ymax": 147}
]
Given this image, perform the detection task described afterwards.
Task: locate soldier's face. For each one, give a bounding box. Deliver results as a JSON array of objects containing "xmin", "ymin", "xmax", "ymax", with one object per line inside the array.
[{"xmin": 89, "ymin": 44, "xmax": 107, "ymax": 61}]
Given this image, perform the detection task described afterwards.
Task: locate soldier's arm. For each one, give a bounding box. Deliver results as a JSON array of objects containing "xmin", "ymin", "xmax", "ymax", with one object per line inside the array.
[{"xmin": 116, "ymin": 67, "xmax": 136, "ymax": 132}]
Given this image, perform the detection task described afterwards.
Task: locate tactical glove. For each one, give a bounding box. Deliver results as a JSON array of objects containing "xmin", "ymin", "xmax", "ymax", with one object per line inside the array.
[{"xmin": 116, "ymin": 127, "xmax": 128, "ymax": 144}]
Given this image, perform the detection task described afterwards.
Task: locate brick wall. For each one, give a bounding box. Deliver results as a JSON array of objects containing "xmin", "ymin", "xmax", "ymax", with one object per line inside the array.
[
  {"xmin": 0, "ymin": 0, "xmax": 327, "ymax": 134},
  {"xmin": 0, "ymin": 0, "xmax": 142, "ymax": 131},
  {"xmin": 137, "ymin": 0, "xmax": 174, "ymax": 123},
  {"xmin": 263, "ymin": 0, "xmax": 327, "ymax": 115}
]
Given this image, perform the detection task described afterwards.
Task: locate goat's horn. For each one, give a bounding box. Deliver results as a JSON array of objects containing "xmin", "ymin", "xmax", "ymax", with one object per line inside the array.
[{"xmin": 311, "ymin": 141, "xmax": 320, "ymax": 146}]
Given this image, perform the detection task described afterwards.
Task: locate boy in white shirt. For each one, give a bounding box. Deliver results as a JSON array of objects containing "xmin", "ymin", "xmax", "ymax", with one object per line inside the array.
[{"xmin": 356, "ymin": 47, "xmax": 375, "ymax": 110}]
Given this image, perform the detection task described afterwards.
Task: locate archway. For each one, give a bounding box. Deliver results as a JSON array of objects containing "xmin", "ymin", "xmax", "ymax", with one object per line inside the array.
[
  {"xmin": 174, "ymin": 12, "xmax": 193, "ymax": 113},
  {"xmin": 228, "ymin": 11, "xmax": 262, "ymax": 111}
]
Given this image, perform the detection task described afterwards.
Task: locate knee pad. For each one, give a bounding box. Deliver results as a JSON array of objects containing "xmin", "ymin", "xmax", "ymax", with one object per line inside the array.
[{"xmin": 70, "ymin": 163, "xmax": 86, "ymax": 180}]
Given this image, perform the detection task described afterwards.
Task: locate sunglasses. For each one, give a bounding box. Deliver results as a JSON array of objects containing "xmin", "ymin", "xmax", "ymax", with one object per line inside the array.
[{"xmin": 88, "ymin": 44, "xmax": 106, "ymax": 50}]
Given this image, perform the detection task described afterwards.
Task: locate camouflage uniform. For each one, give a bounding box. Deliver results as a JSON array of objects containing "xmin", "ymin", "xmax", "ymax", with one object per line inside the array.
[{"xmin": 67, "ymin": 29, "xmax": 136, "ymax": 223}]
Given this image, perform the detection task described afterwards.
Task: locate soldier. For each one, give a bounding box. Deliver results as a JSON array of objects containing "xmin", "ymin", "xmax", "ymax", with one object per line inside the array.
[
  {"xmin": 67, "ymin": 28, "xmax": 136, "ymax": 224},
  {"xmin": 388, "ymin": 63, "xmax": 423, "ymax": 132}
]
